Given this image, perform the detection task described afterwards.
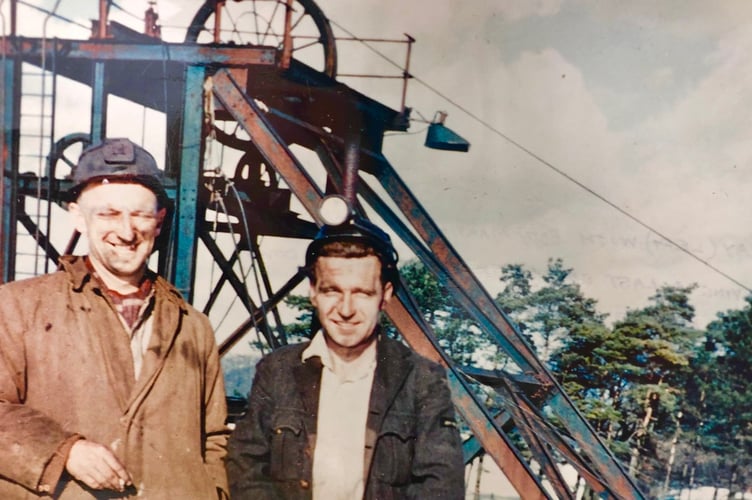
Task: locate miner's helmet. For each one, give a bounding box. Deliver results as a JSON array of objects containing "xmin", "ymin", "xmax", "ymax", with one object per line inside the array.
[
  {"xmin": 305, "ymin": 196, "xmax": 399, "ymax": 287},
  {"xmin": 68, "ymin": 137, "xmax": 168, "ymax": 205}
]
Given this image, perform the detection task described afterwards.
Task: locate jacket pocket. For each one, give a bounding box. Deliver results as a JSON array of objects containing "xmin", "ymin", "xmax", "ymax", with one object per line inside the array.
[
  {"xmin": 269, "ymin": 412, "xmax": 306, "ymax": 481},
  {"xmin": 373, "ymin": 414, "xmax": 416, "ymax": 486}
]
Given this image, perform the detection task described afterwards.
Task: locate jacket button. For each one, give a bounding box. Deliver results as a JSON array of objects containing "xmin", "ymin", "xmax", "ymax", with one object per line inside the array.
[{"xmin": 299, "ymin": 479, "xmax": 310, "ymax": 489}]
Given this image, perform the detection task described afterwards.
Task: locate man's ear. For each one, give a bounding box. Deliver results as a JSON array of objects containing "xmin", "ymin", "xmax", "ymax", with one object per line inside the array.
[
  {"xmin": 308, "ymin": 280, "xmax": 318, "ymax": 308},
  {"xmin": 155, "ymin": 207, "xmax": 167, "ymax": 236},
  {"xmin": 68, "ymin": 202, "xmax": 88, "ymax": 235},
  {"xmin": 381, "ymin": 281, "xmax": 394, "ymax": 309}
]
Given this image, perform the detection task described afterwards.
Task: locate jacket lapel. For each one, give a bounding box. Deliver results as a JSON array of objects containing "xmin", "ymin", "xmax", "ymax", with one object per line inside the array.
[
  {"xmin": 293, "ymin": 352, "xmax": 322, "ymax": 481},
  {"xmin": 293, "ymin": 354, "xmax": 322, "ymax": 435},
  {"xmin": 67, "ymin": 258, "xmax": 135, "ymax": 412},
  {"xmin": 363, "ymin": 337, "xmax": 412, "ymax": 481},
  {"xmin": 126, "ymin": 280, "xmax": 182, "ymax": 412}
]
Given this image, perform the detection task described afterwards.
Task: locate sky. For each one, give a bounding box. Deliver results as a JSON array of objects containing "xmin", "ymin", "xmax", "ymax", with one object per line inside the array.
[{"xmin": 7, "ymin": 0, "xmax": 752, "ymax": 332}]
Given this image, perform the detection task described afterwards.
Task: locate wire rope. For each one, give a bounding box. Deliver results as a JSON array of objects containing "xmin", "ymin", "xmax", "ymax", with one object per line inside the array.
[
  {"xmin": 17, "ymin": 0, "xmax": 88, "ymax": 30},
  {"xmin": 328, "ymin": 18, "xmax": 752, "ymax": 294}
]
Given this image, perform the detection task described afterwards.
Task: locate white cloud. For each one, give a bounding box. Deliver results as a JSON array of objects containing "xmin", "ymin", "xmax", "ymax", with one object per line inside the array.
[{"xmin": 493, "ymin": 0, "xmax": 563, "ymax": 22}]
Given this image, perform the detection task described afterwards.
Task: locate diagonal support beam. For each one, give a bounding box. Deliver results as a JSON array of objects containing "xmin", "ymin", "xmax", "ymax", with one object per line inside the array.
[{"xmin": 369, "ymin": 157, "xmax": 645, "ymax": 500}]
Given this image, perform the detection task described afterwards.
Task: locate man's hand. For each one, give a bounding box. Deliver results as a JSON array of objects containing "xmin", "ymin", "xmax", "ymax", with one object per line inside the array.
[{"xmin": 65, "ymin": 440, "xmax": 133, "ymax": 492}]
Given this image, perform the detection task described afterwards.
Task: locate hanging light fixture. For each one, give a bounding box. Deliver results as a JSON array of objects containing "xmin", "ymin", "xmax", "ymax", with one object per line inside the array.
[{"xmin": 424, "ymin": 111, "xmax": 470, "ymax": 152}]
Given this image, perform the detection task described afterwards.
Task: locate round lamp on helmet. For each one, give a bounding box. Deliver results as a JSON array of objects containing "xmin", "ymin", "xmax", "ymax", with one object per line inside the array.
[{"xmin": 306, "ymin": 198, "xmax": 399, "ymax": 287}]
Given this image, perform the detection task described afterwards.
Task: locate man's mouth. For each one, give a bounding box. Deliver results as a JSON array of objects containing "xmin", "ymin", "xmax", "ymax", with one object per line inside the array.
[
  {"xmin": 334, "ymin": 321, "xmax": 359, "ymax": 330},
  {"xmin": 110, "ymin": 242, "xmax": 138, "ymax": 252}
]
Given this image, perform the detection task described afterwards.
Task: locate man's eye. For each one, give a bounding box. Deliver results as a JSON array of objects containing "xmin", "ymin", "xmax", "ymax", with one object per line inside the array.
[{"xmin": 96, "ymin": 211, "xmax": 120, "ymax": 219}]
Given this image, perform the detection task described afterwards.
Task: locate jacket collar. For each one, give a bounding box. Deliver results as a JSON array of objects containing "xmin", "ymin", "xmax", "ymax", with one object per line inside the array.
[
  {"xmin": 59, "ymin": 254, "xmax": 189, "ymax": 413},
  {"xmin": 60, "ymin": 255, "xmax": 186, "ymax": 310}
]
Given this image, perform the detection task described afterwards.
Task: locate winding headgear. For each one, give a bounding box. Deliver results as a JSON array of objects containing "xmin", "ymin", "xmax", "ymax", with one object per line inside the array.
[
  {"xmin": 305, "ymin": 215, "xmax": 400, "ymax": 287},
  {"xmin": 69, "ymin": 138, "xmax": 168, "ymax": 204}
]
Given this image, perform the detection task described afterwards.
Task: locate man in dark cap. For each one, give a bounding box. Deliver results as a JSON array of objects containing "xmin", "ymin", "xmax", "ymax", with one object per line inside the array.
[
  {"xmin": 0, "ymin": 138, "xmax": 229, "ymax": 499},
  {"xmin": 227, "ymin": 214, "xmax": 464, "ymax": 499}
]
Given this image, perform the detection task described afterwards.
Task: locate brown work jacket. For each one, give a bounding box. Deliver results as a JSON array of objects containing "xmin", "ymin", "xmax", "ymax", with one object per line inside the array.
[{"xmin": 0, "ymin": 256, "xmax": 229, "ymax": 499}]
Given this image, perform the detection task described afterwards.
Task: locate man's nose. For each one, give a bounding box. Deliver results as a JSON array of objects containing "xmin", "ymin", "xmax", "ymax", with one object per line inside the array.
[
  {"xmin": 115, "ymin": 214, "xmax": 137, "ymax": 241},
  {"xmin": 337, "ymin": 293, "xmax": 355, "ymax": 317}
]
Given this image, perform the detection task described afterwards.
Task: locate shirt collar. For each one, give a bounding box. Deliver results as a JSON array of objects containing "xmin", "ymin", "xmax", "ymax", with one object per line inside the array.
[
  {"xmin": 302, "ymin": 330, "xmax": 377, "ymax": 382},
  {"xmin": 302, "ymin": 330, "xmax": 333, "ymax": 367}
]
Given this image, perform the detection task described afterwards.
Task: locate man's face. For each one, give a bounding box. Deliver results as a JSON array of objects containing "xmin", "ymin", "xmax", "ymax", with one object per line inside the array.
[
  {"xmin": 310, "ymin": 255, "xmax": 393, "ymax": 357},
  {"xmin": 70, "ymin": 182, "xmax": 165, "ymax": 287}
]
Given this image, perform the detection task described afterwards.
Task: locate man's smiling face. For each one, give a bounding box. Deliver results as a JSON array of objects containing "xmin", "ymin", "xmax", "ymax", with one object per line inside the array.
[
  {"xmin": 310, "ymin": 255, "xmax": 393, "ymax": 359},
  {"xmin": 70, "ymin": 182, "xmax": 165, "ymax": 289}
]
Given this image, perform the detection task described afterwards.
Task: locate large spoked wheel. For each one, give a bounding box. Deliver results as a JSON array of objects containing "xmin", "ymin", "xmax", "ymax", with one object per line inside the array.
[
  {"xmin": 49, "ymin": 133, "xmax": 92, "ymax": 181},
  {"xmin": 185, "ymin": 0, "xmax": 338, "ymax": 78}
]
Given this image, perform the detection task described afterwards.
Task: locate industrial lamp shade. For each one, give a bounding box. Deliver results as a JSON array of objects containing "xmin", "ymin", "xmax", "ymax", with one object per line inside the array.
[{"xmin": 424, "ymin": 122, "xmax": 471, "ymax": 152}]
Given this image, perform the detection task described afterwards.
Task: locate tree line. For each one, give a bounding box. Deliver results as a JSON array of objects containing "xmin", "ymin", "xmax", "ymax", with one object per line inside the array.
[{"xmin": 402, "ymin": 257, "xmax": 752, "ymax": 498}]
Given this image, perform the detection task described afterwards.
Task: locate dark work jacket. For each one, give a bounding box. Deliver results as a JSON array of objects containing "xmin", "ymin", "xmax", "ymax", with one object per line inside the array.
[{"xmin": 227, "ymin": 336, "xmax": 465, "ymax": 499}]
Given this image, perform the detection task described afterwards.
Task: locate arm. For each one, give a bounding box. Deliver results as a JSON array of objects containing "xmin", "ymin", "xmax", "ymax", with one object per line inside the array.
[
  {"xmin": 408, "ymin": 361, "xmax": 465, "ymax": 499},
  {"xmin": 201, "ymin": 315, "xmax": 231, "ymax": 498},
  {"xmin": 0, "ymin": 283, "xmax": 133, "ymax": 494},
  {"xmin": 0, "ymin": 285, "xmax": 74, "ymax": 493},
  {"xmin": 226, "ymin": 356, "xmax": 281, "ymax": 500}
]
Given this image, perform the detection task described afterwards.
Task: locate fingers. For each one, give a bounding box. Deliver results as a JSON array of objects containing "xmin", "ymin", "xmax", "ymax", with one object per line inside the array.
[{"xmin": 65, "ymin": 439, "xmax": 133, "ymax": 492}]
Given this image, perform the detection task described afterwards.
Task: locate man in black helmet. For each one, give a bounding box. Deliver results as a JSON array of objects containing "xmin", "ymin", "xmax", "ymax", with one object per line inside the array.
[
  {"xmin": 227, "ymin": 216, "xmax": 464, "ymax": 499},
  {"xmin": 0, "ymin": 138, "xmax": 229, "ymax": 499}
]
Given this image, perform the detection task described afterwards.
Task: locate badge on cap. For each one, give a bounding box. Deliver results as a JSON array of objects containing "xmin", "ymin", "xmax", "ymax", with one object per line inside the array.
[{"xmin": 103, "ymin": 138, "xmax": 135, "ymax": 164}]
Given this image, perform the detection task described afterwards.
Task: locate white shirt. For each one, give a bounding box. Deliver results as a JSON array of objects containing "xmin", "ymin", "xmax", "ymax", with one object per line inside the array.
[{"xmin": 302, "ymin": 331, "xmax": 377, "ymax": 500}]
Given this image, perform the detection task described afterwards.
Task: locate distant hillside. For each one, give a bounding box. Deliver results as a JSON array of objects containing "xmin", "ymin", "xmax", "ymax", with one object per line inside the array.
[{"xmin": 222, "ymin": 354, "xmax": 260, "ymax": 399}]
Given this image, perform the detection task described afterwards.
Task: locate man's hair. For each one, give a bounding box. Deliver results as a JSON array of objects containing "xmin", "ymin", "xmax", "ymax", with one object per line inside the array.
[
  {"xmin": 305, "ymin": 216, "xmax": 399, "ymax": 288},
  {"xmin": 310, "ymin": 240, "xmax": 390, "ymax": 286}
]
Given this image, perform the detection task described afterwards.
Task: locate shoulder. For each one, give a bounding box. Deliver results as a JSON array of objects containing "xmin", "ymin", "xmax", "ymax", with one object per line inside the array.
[
  {"xmin": 153, "ymin": 275, "xmax": 206, "ymax": 319},
  {"xmin": 0, "ymin": 270, "xmax": 66, "ymax": 298},
  {"xmin": 377, "ymin": 337, "xmax": 450, "ymax": 398},
  {"xmin": 153, "ymin": 275, "xmax": 189, "ymax": 304},
  {"xmin": 257, "ymin": 342, "xmax": 310, "ymax": 369},
  {"xmin": 380, "ymin": 336, "xmax": 445, "ymax": 375}
]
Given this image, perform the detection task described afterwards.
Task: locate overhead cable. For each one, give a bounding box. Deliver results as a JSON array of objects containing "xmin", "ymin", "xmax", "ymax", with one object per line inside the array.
[{"xmin": 329, "ymin": 18, "xmax": 752, "ymax": 294}]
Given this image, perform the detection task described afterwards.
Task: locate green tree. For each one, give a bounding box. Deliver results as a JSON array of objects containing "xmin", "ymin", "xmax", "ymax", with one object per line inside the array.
[
  {"xmin": 497, "ymin": 258, "xmax": 606, "ymax": 362},
  {"xmin": 401, "ymin": 260, "xmax": 488, "ymax": 366},
  {"xmin": 549, "ymin": 283, "xmax": 700, "ymax": 493},
  {"xmin": 283, "ymin": 294, "xmax": 315, "ymax": 340},
  {"xmin": 681, "ymin": 295, "xmax": 752, "ymax": 493},
  {"xmin": 531, "ymin": 258, "xmax": 606, "ymax": 362}
]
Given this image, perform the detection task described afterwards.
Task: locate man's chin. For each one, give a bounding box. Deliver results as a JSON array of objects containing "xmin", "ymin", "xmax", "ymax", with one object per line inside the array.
[{"xmin": 325, "ymin": 330, "xmax": 376, "ymax": 349}]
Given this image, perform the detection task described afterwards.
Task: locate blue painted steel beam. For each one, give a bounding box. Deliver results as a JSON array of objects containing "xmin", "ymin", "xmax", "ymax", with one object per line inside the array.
[
  {"xmin": 90, "ymin": 61, "xmax": 106, "ymax": 144},
  {"xmin": 0, "ymin": 56, "xmax": 19, "ymax": 283},
  {"xmin": 170, "ymin": 64, "xmax": 205, "ymax": 300},
  {"xmin": 384, "ymin": 288, "xmax": 550, "ymax": 499}
]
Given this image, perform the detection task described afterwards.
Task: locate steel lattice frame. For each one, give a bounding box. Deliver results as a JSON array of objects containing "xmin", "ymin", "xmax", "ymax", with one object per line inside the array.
[{"xmin": 0, "ymin": 2, "xmax": 645, "ymax": 497}]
